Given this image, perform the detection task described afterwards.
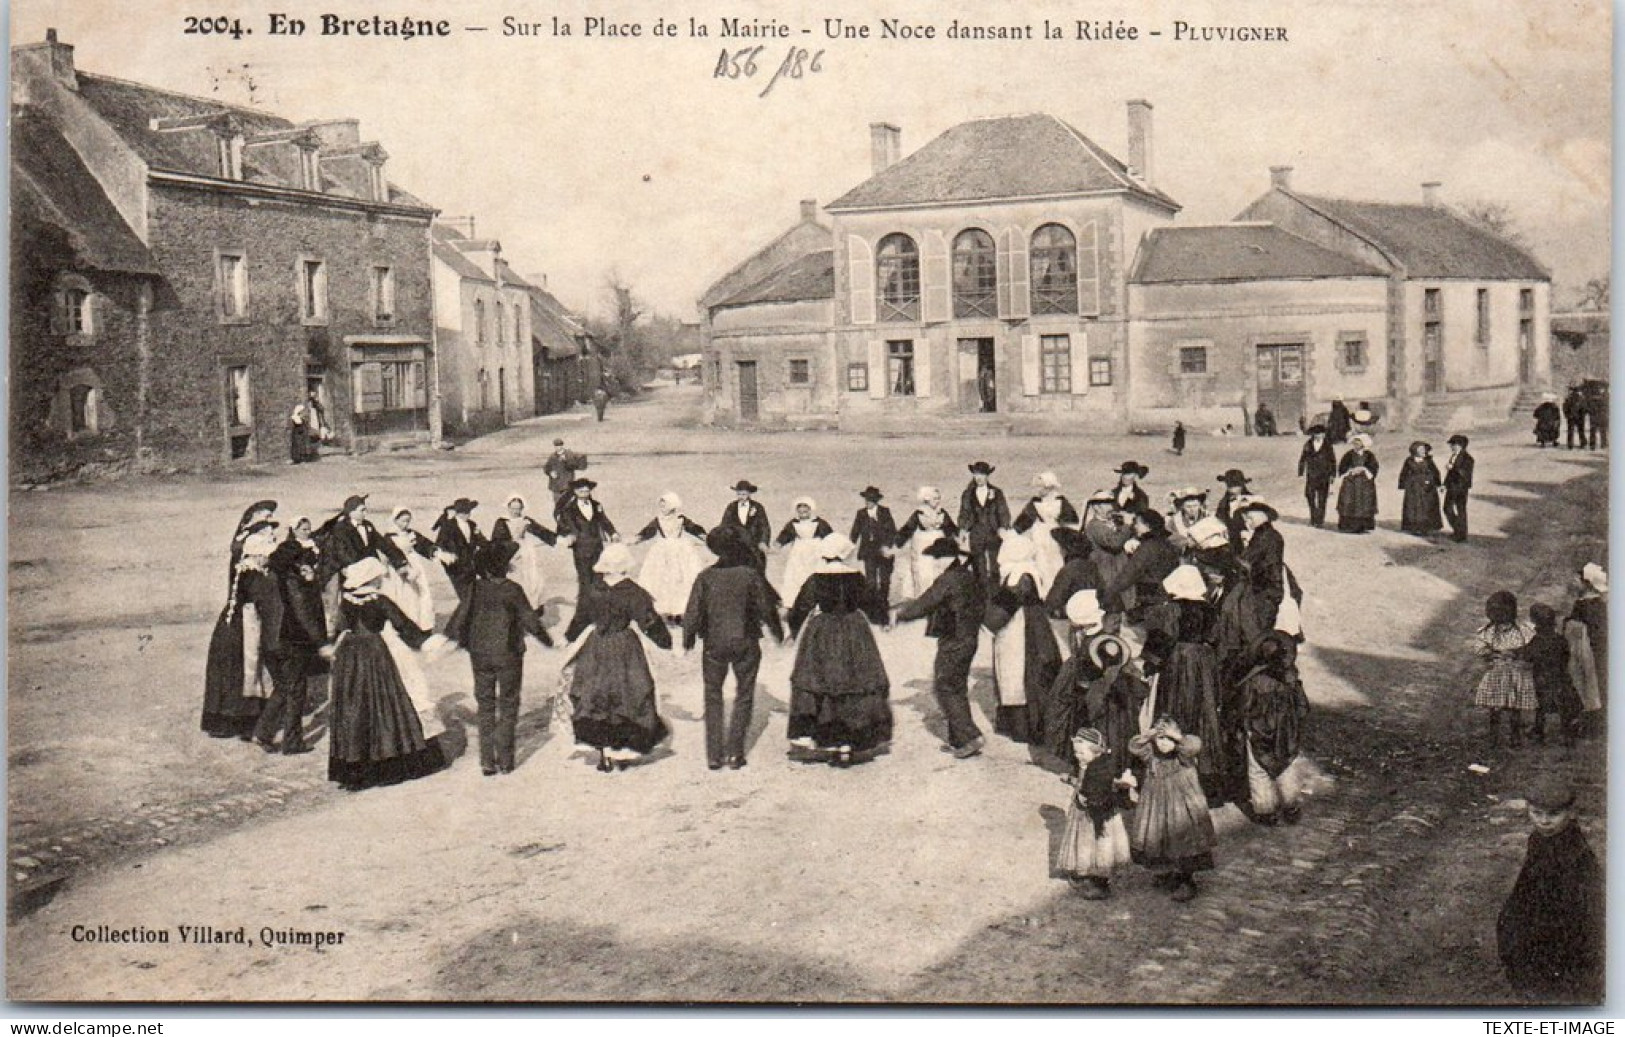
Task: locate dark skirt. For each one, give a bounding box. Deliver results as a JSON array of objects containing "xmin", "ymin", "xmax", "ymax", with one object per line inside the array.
[
  {"xmin": 327, "ymin": 628, "xmax": 445, "ymax": 788},
  {"xmin": 1156, "ymin": 643, "xmax": 1229, "ymax": 803},
  {"xmin": 201, "ymin": 606, "xmax": 263, "ymax": 739},
  {"xmin": 788, "ymin": 610, "xmax": 892, "ymax": 750},
  {"xmin": 1400, "ymin": 484, "xmax": 1443, "ymax": 533},
  {"xmin": 994, "ymin": 704, "xmax": 1039, "ymax": 743},
  {"xmin": 567, "ymin": 628, "xmax": 669, "ymax": 753},
  {"xmin": 1336, "ymin": 476, "xmax": 1377, "ymax": 532}
]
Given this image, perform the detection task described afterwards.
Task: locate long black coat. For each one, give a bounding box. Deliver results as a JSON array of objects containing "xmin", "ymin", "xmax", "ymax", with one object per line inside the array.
[
  {"xmin": 1497, "ymin": 821, "xmax": 1604, "ymax": 1002},
  {"xmin": 1398, "ymin": 457, "xmax": 1444, "ymax": 532}
]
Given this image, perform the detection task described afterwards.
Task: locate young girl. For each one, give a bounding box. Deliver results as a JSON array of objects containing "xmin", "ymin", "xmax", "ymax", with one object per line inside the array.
[
  {"xmin": 633, "ymin": 492, "xmax": 708, "ymax": 624},
  {"xmin": 1129, "ymin": 716, "xmax": 1217, "ymax": 902},
  {"xmin": 1055, "ymin": 727, "xmax": 1133, "ymax": 899},
  {"xmin": 1525, "ymin": 603, "xmax": 1580, "ymax": 747},
  {"xmin": 775, "ymin": 497, "xmax": 834, "ymax": 607},
  {"xmin": 1473, "ymin": 590, "xmax": 1537, "ymax": 746}
]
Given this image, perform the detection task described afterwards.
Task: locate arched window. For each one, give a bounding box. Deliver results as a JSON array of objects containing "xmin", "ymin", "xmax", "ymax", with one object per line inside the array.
[
  {"xmin": 1030, "ymin": 224, "xmax": 1078, "ymax": 315},
  {"xmin": 474, "ymin": 299, "xmax": 487, "ymax": 345},
  {"xmin": 875, "ymin": 233, "xmax": 920, "ymax": 322},
  {"xmin": 952, "ymin": 229, "xmax": 997, "ymax": 319}
]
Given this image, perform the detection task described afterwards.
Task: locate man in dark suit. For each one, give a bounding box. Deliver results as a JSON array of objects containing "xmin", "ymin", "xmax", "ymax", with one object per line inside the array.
[
  {"xmin": 432, "ymin": 498, "xmax": 486, "ymax": 606},
  {"xmin": 1297, "ymin": 424, "xmax": 1337, "ymax": 527},
  {"xmin": 1564, "ymin": 385, "xmax": 1588, "ymax": 450},
  {"xmin": 543, "ymin": 439, "xmax": 588, "ymax": 506},
  {"xmin": 252, "ymin": 524, "xmax": 327, "ymax": 754},
  {"xmin": 683, "ymin": 527, "xmax": 784, "ymax": 770},
  {"xmin": 1443, "ymin": 433, "xmax": 1475, "ymax": 543},
  {"xmin": 318, "ymin": 494, "xmax": 408, "ymax": 578},
  {"xmin": 958, "ymin": 461, "xmax": 1011, "ymax": 588},
  {"xmin": 447, "ymin": 540, "xmax": 553, "ymax": 776},
  {"xmin": 893, "ymin": 537, "xmax": 987, "ymax": 759},
  {"xmin": 849, "ymin": 486, "xmax": 898, "ymax": 625},
  {"xmin": 715, "ymin": 480, "xmax": 771, "ymax": 572},
  {"xmin": 555, "ymin": 478, "xmax": 618, "ymax": 593}
]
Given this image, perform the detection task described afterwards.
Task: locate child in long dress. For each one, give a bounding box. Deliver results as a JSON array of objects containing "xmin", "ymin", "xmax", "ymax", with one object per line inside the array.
[
  {"xmin": 775, "ymin": 496, "xmax": 834, "ymax": 607},
  {"xmin": 1474, "ymin": 589, "xmax": 1537, "ymax": 747},
  {"xmin": 1130, "ymin": 716, "xmax": 1217, "ymax": 902},
  {"xmin": 633, "ymin": 492, "xmax": 709, "ymax": 623},
  {"xmin": 1055, "ymin": 727, "xmax": 1134, "ymax": 899}
]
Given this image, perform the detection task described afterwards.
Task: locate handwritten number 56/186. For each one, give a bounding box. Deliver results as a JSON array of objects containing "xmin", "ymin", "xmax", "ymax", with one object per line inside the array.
[{"xmin": 715, "ymin": 45, "xmax": 824, "ymax": 97}]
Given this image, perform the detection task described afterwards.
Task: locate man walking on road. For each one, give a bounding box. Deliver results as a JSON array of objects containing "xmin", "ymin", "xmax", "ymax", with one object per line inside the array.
[
  {"xmin": 544, "ymin": 439, "xmax": 588, "ymax": 506},
  {"xmin": 593, "ymin": 385, "xmax": 610, "ymax": 422}
]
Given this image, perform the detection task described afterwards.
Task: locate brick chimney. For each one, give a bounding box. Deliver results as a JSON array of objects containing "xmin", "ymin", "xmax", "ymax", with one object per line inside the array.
[
  {"xmin": 1270, "ymin": 166, "xmax": 1294, "ymax": 191},
  {"xmin": 870, "ymin": 123, "xmax": 901, "ymax": 176},
  {"xmin": 1422, "ymin": 181, "xmax": 1442, "ymax": 207},
  {"xmin": 15, "ymin": 28, "xmax": 79, "ymax": 92},
  {"xmin": 1126, "ymin": 99, "xmax": 1153, "ymax": 185},
  {"xmin": 800, "ymin": 198, "xmax": 819, "ymax": 223}
]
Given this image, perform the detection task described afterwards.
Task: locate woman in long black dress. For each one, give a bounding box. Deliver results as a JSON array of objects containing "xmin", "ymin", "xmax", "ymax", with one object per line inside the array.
[
  {"xmin": 1144, "ymin": 564, "xmax": 1228, "ymax": 805},
  {"xmin": 786, "ymin": 534, "xmax": 892, "ymax": 766},
  {"xmin": 226, "ymin": 500, "xmax": 277, "ymax": 589},
  {"xmin": 1397, "ymin": 440, "xmax": 1444, "ymax": 535},
  {"xmin": 563, "ymin": 543, "xmax": 674, "ymax": 771},
  {"xmin": 202, "ymin": 520, "xmax": 281, "ymax": 739},
  {"xmin": 1335, "ymin": 434, "xmax": 1380, "ymax": 533},
  {"xmin": 327, "ymin": 557, "xmax": 448, "ymax": 790},
  {"xmin": 985, "ymin": 535, "xmax": 1062, "ymax": 743}
]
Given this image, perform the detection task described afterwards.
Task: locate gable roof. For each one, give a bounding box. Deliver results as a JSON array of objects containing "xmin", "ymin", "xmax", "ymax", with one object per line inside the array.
[
  {"xmin": 431, "ymin": 223, "xmax": 500, "ymax": 282},
  {"xmin": 700, "ymin": 215, "xmax": 831, "ymax": 309},
  {"xmin": 12, "ymin": 110, "xmax": 156, "ymax": 275},
  {"xmin": 1131, "ymin": 224, "xmax": 1386, "ymax": 285},
  {"xmin": 714, "ymin": 250, "xmax": 835, "ymax": 309},
  {"xmin": 1279, "ymin": 190, "xmax": 1549, "ymax": 281},
  {"xmin": 827, "ymin": 113, "xmax": 1179, "ymax": 213}
]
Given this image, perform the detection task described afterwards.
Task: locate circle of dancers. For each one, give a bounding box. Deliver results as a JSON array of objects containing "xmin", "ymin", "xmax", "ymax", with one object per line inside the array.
[{"xmin": 201, "ymin": 432, "xmax": 1607, "ymax": 903}]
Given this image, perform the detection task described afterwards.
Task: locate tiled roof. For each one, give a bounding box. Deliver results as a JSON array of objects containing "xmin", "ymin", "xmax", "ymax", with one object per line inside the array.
[
  {"xmin": 828, "ymin": 113, "xmax": 1179, "ymax": 212},
  {"xmin": 1286, "ymin": 191, "xmax": 1549, "ymax": 281},
  {"xmin": 12, "ymin": 110, "xmax": 156, "ymax": 275},
  {"xmin": 1131, "ymin": 224, "xmax": 1386, "ymax": 284},
  {"xmin": 431, "ymin": 224, "xmax": 496, "ymax": 282},
  {"xmin": 715, "ymin": 250, "xmax": 835, "ymax": 308}
]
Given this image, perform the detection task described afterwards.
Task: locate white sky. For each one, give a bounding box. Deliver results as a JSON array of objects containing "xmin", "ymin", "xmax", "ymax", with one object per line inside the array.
[{"xmin": 12, "ymin": 0, "xmax": 1611, "ymax": 318}]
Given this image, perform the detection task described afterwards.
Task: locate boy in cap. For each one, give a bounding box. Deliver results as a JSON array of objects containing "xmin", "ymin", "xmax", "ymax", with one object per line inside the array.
[
  {"xmin": 850, "ymin": 487, "xmax": 898, "ymax": 625},
  {"xmin": 432, "ymin": 498, "xmax": 487, "ymax": 605},
  {"xmin": 1442, "ymin": 434, "xmax": 1474, "ymax": 542},
  {"xmin": 1496, "ymin": 775, "xmax": 1603, "ymax": 1003},
  {"xmin": 958, "ymin": 462, "xmax": 1011, "ymax": 589},
  {"xmin": 446, "ymin": 540, "xmax": 554, "ymax": 776},
  {"xmin": 716, "ymin": 480, "xmax": 771, "ymax": 572}
]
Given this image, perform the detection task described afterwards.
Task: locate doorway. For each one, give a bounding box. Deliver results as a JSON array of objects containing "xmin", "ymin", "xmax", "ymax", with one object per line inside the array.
[
  {"xmin": 1424, "ymin": 323, "xmax": 1444, "ymax": 393},
  {"xmin": 737, "ymin": 361, "xmax": 759, "ymax": 421},
  {"xmin": 975, "ymin": 339, "xmax": 996, "ymax": 412},
  {"xmin": 1255, "ymin": 343, "xmax": 1306, "ymax": 430}
]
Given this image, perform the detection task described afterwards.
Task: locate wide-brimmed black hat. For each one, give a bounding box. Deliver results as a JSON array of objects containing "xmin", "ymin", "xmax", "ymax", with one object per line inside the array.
[
  {"xmin": 449, "ymin": 497, "xmax": 478, "ymax": 513},
  {"xmin": 967, "ymin": 461, "xmax": 995, "ymax": 475},
  {"xmin": 570, "ymin": 478, "xmax": 597, "ymax": 491},
  {"xmin": 1216, "ymin": 468, "xmax": 1251, "ymax": 487},
  {"xmin": 1114, "ymin": 460, "xmax": 1149, "ymax": 477},
  {"xmin": 240, "ymin": 499, "xmax": 279, "ymax": 524},
  {"xmin": 859, "ymin": 486, "xmax": 884, "ymax": 502},
  {"xmin": 1305, "ymin": 423, "xmax": 1328, "ymax": 436},
  {"xmin": 1448, "ymin": 434, "xmax": 1470, "ymax": 448},
  {"xmin": 705, "ymin": 526, "xmax": 754, "ymax": 566},
  {"xmin": 478, "ymin": 539, "xmax": 521, "ymax": 577},
  {"xmin": 732, "ymin": 480, "xmax": 759, "ymax": 493},
  {"xmin": 240, "ymin": 519, "xmax": 280, "ymax": 539},
  {"xmin": 340, "ymin": 493, "xmax": 368, "ymax": 513},
  {"xmin": 922, "ymin": 536, "xmax": 968, "ymax": 560},
  {"xmin": 553, "ymin": 438, "xmax": 565, "ymax": 446}
]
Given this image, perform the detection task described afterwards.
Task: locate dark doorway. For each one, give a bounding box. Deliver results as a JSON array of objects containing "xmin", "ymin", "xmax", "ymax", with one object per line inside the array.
[
  {"xmin": 737, "ymin": 361, "xmax": 759, "ymax": 421},
  {"xmin": 975, "ymin": 339, "xmax": 996, "ymax": 412},
  {"xmin": 1255, "ymin": 343, "xmax": 1307, "ymax": 430}
]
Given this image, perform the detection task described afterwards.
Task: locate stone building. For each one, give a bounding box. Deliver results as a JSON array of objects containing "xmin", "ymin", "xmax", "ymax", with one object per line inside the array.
[
  {"xmin": 430, "ymin": 223, "xmax": 534, "ymax": 436},
  {"xmin": 10, "ymin": 30, "xmax": 440, "ymax": 471},
  {"xmin": 528, "ymin": 278, "xmax": 602, "ymax": 416}
]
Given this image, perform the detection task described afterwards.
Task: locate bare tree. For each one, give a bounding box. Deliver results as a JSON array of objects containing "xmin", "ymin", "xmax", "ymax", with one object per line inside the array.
[
  {"xmin": 1456, "ymin": 199, "xmax": 1532, "ymax": 250},
  {"xmin": 1577, "ymin": 276, "xmax": 1610, "ymax": 311}
]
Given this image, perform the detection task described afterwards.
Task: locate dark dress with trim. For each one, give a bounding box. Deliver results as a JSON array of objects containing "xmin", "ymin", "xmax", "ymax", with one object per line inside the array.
[
  {"xmin": 563, "ymin": 579, "xmax": 672, "ymax": 754},
  {"xmin": 1152, "ymin": 600, "xmax": 1229, "ymax": 804},
  {"xmin": 327, "ymin": 594, "xmax": 446, "ymax": 788},
  {"xmin": 1336, "ymin": 449, "xmax": 1379, "ymax": 532},
  {"xmin": 201, "ymin": 564, "xmax": 279, "ymax": 738},
  {"xmin": 1398, "ymin": 456, "xmax": 1444, "ymax": 533},
  {"xmin": 786, "ymin": 571, "xmax": 893, "ymax": 752}
]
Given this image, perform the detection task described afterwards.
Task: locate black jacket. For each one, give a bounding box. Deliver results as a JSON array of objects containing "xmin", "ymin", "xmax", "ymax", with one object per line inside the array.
[
  {"xmin": 957, "ymin": 482, "xmax": 1012, "ymax": 552},
  {"xmin": 716, "ymin": 499, "xmax": 772, "ymax": 549},
  {"xmin": 849, "ymin": 506, "xmax": 899, "ymax": 563},
  {"xmin": 1444, "ymin": 451, "xmax": 1475, "ymax": 494},
  {"xmin": 1298, "ymin": 438, "xmax": 1337, "ymax": 486},
  {"xmin": 556, "ymin": 499, "xmax": 618, "ymax": 557},
  {"xmin": 432, "ymin": 514, "xmax": 487, "ymax": 585},
  {"xmin": 895, "ymin": 561, "xmax": 984, "ymax": 642},
  {"xmin": 683, "ymin": 564, "xmax": 783, "ymax": 649},
  {"xmin": 319, "ymin": 516, "xmax": 407, "ymax": 583},
  {"xmin": 448, "ymin": 575, "xmax": 549, "ymax": 658}
]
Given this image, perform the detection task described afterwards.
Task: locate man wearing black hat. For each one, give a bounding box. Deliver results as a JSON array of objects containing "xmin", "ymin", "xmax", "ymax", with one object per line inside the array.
[
  {"xmin": 1563, "ymin": 384, "xmax": 1588, "ymax": 450},
  {"xmin": 252, "ymin": 526, "xmax": 328, "ymax": 754},
  {"xmin": 433, "ymin": 498, "xmax": 487, "ymax": 606},
  {"xmin": 446, "ymin": 540, "xmax": 553, "ymax": 776},
  {"xmin": 555, "ymin": 478, "xmax": 618, "ymax": 593},
  {"xmin": 683, "ymin": 527, "xmax": 785, "ymax": 770},
  {"xmin": 1214, "ymin": 469, "xmax": 1251, "ymax": 546},
  {"xmin": 716, "ymin": 481, "xmax": 771, "ymax": 572},
  {"xmin": 893, "ymin": 537, "xmax": 987, "ymax": 758},
  {"xmin": 544, "ymin": 438, "xmax": 588, "ymax": 506},
  {"xmin": 850, "ymin": 487, "xmax": 898, "ymax": 625},
  {"xmin": 1297, "ymin": 425, "xmax": 1337, "ymax": 528},
  {"xmin": 1442, "ymin": 434, "xmax": 1474, "ymax": 542},
  {"xmin": 958, "ymin": 462, "xmax": 1011, "ymax": 589},
  {"xmin": 318, "ymin": 494, "xmax": 408, "ymax": 585},
  {"xmin": 1111, "ymin": 461, "xmax": 1151, "ymax": 515}
]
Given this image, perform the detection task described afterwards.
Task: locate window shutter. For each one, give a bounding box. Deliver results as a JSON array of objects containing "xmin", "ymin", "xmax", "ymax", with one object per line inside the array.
[
  {"xmin": 915, "ymin": 340, "xmax": 933, "ymax": 397},
  {"xmin": 1077, "ymin": 221, "xmax": 1101, "ymax": 317},
  {"xmin": 867, "ymin": 340, "xmax": 886, "ymax": 399},
  {"xmin": 1021, "ymin": 335, "xmax": 1040, "ymax": 396},
  {"xmin": 922, "ymin": 231, "xmax": 950, "ymax": 323},
  {"xmin": 848, "ymin": 236, "xmax": 876, "ymax": 325},
  {"xmin": 355, "ymin": 362, "xmax": 384, "ymax": 414},
  {"xmin": 995, "ymin": 233, "xmax": 1013, "ymax": 317},
  {"xmin": 1070, "ymin": 331, "xmax": 1090, "ymax": 395},
  {"xmin": 1006, "ymin": 228, "xmax": 1031, "ymax": 319}
]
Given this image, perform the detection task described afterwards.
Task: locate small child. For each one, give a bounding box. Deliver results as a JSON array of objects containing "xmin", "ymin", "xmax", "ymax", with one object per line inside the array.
[
  {"xmin": 1496, "ymin": 775, "xmax": 1604, "ymax": 1003},
  {"xmin": 1525, "ymin": 603, "xmax": 1581, "ymax": 747},
  {"xmin": 1055, "ymin": 727, "xmax": 1134, "ymax": 899},
  {"xmin": 1234, "ymin": 633, "xmax": 1311, "ymax": 825},
  {"xmin": 1473, "ymin": 590, "xmax": 1537, "ymax": 747},
  {"xmin": 1129, "ymin": 716, "xmax": 1217, "ymax": 902}
]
